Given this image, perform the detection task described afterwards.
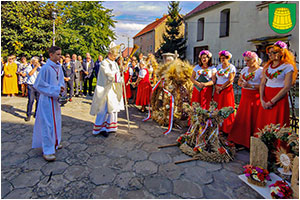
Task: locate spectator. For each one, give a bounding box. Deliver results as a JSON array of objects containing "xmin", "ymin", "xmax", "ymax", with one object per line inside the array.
[
  {"xmin": 40, "ymin": 55, "xmax": 46, "ymax": 66},
  {"xmin": 94, "ymin": 54, "xmax": 103, "ymax": 79},
  {"xmin": 71, "ymin": 54, "xmax": 83, "ymax": 97},
  {"xmin": 82, "ymin": 53, "xmax": 95, "ymax": 96},
  {"xmin": 24, "ymin": 57, "xmax": 41, "ymax": 121},
  {"xmin": 77, "ymin": 55, "xmax": 84, "ymax": 96},
  {"xmin": 62, "ymin": 54, "xmax": 74, "ymax": 101},
  {"xmin": 17, "ymin": 56, "xmax": 30, "ymax": 97},
  {"xmin": 3, "ymin": 55, "xmax": 18, "ymax": 97}
]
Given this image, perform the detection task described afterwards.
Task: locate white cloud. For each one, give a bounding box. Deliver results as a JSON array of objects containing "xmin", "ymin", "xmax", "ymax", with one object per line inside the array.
[{"xmin": 115, "ymin": 22, "xmax": 146, "ymax": 31}]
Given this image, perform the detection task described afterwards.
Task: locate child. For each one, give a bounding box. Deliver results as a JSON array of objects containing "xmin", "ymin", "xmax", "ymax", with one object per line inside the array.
[{"xmin": 32, "ymin": 46, "xmax": 65, "ymax": 161}]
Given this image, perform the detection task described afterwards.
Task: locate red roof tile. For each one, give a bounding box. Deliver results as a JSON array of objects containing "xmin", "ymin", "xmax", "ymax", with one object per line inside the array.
[
  {"xmin": 185, "ymin": 1, "xmax": 221, "ymax": 19},
  {"xmin": 122, "ymin": 47, "xmax": 133, "ymax": 57},
  {"xmin": 133, "ymin": 15, "xmax": 168, "ymax": 39}
]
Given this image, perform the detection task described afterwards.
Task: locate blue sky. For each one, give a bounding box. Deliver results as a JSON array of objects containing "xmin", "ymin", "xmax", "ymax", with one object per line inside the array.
[{"xmin": 102, "ymin": 1, "xmax": 202, "ymax": 48}]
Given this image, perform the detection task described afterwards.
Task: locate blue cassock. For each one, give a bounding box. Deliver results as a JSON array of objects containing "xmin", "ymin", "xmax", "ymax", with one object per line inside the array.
[{"xmin": 32, "ymin": 59, "xmax": 65, "ymax": 155}]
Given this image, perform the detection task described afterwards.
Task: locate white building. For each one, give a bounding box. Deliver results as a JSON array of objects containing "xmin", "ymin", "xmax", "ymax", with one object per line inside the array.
[{"xmin": 184, "ymin": 1, "xmax": 299, "ymax": 64}]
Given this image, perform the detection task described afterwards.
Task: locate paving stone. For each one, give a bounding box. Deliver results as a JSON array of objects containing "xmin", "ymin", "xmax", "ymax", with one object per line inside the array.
[
  {"xmin": 144, "ymin": 176, "xmax": 173, "ymax": 195},
  {"xmin": 173, "ymin": 180, "xmax": 204, "ymax": 198},
  {"xmin": 11, "ymin": 170, "xmax": 42, "ymax": 188},
  {"xmin": 133, "ymin": 160, "xmax": 158, "ymax": 176},
  {"xmin": 41, "ymin": 161, "xmax": 69, "ymax": 175},
  {"xmin": 157, "ymin": 193, "xmax": 180, "ymax": 199},
  {"xmin": 60, "ymin": 179, "xmax": 95, "ymax": 198},
  {"xmin": 26, "ymin": 148, "xmax": 43, "ymax": 158},
  {"xmin": 183, "ymin": 166, "xmax": 213, "ymax": 185},
  {"xmin": 127, "ymin": 149, "xmax": 149, "ymax": 161},
  {"xmin": 105, "ymin": 147, "xmax": 128, "ymax": 158},
  {"xmin": 141, "ymin": 142, "xmax": 160, "ymax": 152},
  {"xmin": 114, "ymin": 172, "xmax": 137, "ymax": 189},
  {"xmin": 109, "ymin": 157, "xmax": 130, "ymax": 170},
  {"xmin": 55, "ymin": 148, "xmax": 70, "ymax": 161},
  {"xmin": 36, "ymin": 175, "xmax": 69, "ymax": 196},
  {"xmin": 120, "ymin": 160, "xmax": 135, "ymax": 172},
  {"xmin": 223, "ymin": 161, "xmax": 244, "ymax": 174},
  {"xmin": 159, "ymin": 163, "xmax": 184, "ymax": 180},
  {"xmin": 21, "ymin": 157, "xmax": 47, "ymax": 171},
  {"xmin": 128, "ymin": 176, "xmax": 144, "ymax": 190},
  {"xmin": 196, "ymin": 160, "xmax": 223, "ymax": 172},
  {"xmin": 63, "ymin": 165, "xmax": 89, "ymax": 181},
  {"xmin": 212, "ymin": 169, "xmax": 244, "ymax": 190},
  {"xmin": 68, "ymin": 134, "xmax": 87, "ymax": 143},
  {"xmin": 92, "ymin": 185, "xmax": 122, "ymax": 199},
  {"xmin": 149, "ymin": 151, "xmax": 172, "ymax": 164},
  {"xmin": 202, "ymin": 185, "xmax": 231, "ymax": 199},
  {"xmin": 85, "ymin": 137, "xmax": 105, "ymax": 146},
  {"xmin": 1, "ymin": 153, "xmax": 28, "ymax": 167},
  {"xmin": 67, "ymin": 143, "xmax": 88, "ymax": 153},
  {"xmin": 86, "ymin": 155, "xmax": 110, "ymax": 168},
  {"xmin": 1, "ymin": 168, "xmax": 22, "ymax": 181},
  {"xmin": 4, "ymin": 188, "xmax": 33, "ymax": 199},
  {"xmin": 122, "ymin": 189, "xmax": 156, "ymax": 199},
  {"xmin": 89, "ymin": 168, "xmax": 116, "ymax": 185},
  {"xmin": 233, "ymin": 185, "xmax": 262, "ymax": 199},
  {"xmin": 1, "ymin": 180, "xmax": 13, "ymax": 198}
]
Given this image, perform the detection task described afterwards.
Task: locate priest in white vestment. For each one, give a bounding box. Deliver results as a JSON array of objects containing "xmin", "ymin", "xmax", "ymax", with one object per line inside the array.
[
  {"xmin": 32, "ymin": 46, "xmax": 65, "ymax": 161},
  {"xmin": 90, "ymin": 43, "xmax": 124, "ymax": 137}
]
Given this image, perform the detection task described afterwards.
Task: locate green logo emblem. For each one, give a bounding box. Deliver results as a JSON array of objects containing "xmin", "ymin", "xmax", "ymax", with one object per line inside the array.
[{"xmin": 269, "ymin": 4, "xmax": 296, "ymax": 34}]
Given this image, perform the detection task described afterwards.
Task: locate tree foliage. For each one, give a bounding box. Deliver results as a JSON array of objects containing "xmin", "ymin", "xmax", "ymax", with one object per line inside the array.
[
  {"xmin": 1, "ymin": 1, "xmax": 116, "ymax": 60},
  {"xmin": 159, "ymin": 1, "xmax": 186, "ymax": 59}
]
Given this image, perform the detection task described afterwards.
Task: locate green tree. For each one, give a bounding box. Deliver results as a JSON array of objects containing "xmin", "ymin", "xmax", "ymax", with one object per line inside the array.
[
  {"xmin": 159, "ymin": 1, "xmax": 186, "ymax": 59},
  {"xmin": 1, "ymin": 1, "xmax": 55, "ymax": 59},
  {"xmin": 56, "ymin": 1, "xmax": 116, "ymax": 59},
  {"xmin": 1, "ymin": 1, "xmax": 116, "ymax": 60}
]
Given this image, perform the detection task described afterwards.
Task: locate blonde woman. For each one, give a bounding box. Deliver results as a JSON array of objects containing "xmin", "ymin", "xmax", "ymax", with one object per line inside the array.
[{"xmin": 3, "ymin": 55, "xmax": 18, "ymax": 96}]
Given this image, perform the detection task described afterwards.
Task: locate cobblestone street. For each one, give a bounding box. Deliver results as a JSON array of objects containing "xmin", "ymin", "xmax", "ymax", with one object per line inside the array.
[{"xmin": 1, "ymin": 96, "xmax": 262, "ymax": 199}]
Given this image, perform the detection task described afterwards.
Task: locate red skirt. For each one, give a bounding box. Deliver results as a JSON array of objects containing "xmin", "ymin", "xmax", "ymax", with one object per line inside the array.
[
  {"xmin": 191, "ymin": 86, "xmax": 213, "ymax": 110},
  {"xmin": 123, "ymin": 84, "xmax": 132, "ymax": 99},
  {"xmin": 213, "ymin": 84, "xmax": 235, "ymax": 134},
  {"xmin": 136, "ymin": 81, "xmax": 151, "ymax": 106},
  {"xmin": 255, "ymin": 87, "xmax": 290, "ymax": 133},
  {"xmin": 228, "ymin": 88, "xmax": 260, "ymax": 148}
]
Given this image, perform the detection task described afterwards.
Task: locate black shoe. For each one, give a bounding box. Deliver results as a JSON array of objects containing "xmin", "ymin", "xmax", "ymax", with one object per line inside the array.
[
  {"xmin": 25, "ymin": 116, "xmax": 31, "ymax": 122},
  {"xmin": 33, "ymin": 113, "xmax": 36, "ymax": 118},
  {"xmin": 100, "ymin": 131, "xmax": 109, "ymax": 137},
  {"xmin": 75, "ymin": 94, "xmax": 79, "ymax": 97},
  {"xmin": 83, "ymin": 93, "xmax": 87, "ymax": 96}
]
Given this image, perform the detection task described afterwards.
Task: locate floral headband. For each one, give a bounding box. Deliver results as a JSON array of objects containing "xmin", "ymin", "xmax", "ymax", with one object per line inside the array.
[
  {"xmin": 274, "ymin": 41, "xmax": 287, "ymax": 49},
  {"xmin": 243, "ymin": 51, "xmax": 258, "ymax": 62},
  {"xmin": 199, "ymin": 50, "xmax": 212, "ymax": 58},
  {"xmin": 218, "ymin": 50, "xmax": 232, "ymax": 59}
]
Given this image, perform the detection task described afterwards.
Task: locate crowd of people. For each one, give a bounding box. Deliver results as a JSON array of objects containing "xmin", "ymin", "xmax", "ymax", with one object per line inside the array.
[{"xmin": 2, "ymin": 40, "xmax": 297, "ymax": 161}]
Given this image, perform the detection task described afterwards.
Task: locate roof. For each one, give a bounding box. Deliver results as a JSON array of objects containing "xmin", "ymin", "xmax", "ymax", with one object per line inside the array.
[
  {"xmin": 133, "ymin": 15, "xmax": 168, "ymax": 39},
  {"xmin": 185, "ymin": 1, "xmax": 221, "ymax": 19},
  {"xmin": 122, "ymin": 47, "xmax": 133, "ymax": 57},
  {"xmin": 248, "ymin": 34, "xmax": 292, "ymax": 43}
]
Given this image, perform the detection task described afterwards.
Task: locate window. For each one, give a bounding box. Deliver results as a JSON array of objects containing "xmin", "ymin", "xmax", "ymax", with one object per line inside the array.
[
  {"xmin": 197, "ymin": 18, "xmax": 204, "ymax": 41},
  {"xmin": 220, "ymin": 9, "xmax": 230, "ymax": 37}
]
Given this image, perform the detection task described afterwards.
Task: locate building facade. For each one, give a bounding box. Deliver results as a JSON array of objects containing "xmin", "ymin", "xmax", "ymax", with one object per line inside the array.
[
  {"xmin": 184, "ymin": 1, "xmax": 299, "ymax": 64},
  {"xmin": 133, "ymin": 15, "xmax": 185, "ymax": 55}
]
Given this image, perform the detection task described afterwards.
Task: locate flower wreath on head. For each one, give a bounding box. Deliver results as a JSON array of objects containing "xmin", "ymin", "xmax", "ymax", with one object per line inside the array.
[
  {"xmin": 274, "ymin": 41, "xmax": 288, "ymax": 49},
  {"xmin": 243, "ymin": 51, "xmax": 258, "ymax": 61},
  {"xmin": 218, "ymin": 50, "xmax": 232, "ymax": 59},
  {"xmin": 199, "ymin": 50, "xmax": 212, "ymax": 58}
]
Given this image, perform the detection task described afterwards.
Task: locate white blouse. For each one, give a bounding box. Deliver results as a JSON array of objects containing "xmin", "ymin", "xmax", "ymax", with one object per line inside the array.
[
  {"xmin": 265, "ymin": 63, "xmax": 294, "ymax": 88},
  {"xmin": 138, "ymin": 68, "xmax": 147, "ymax": 78},
  {"xmin": 216, "ymin": 64, "xmax": 236, "ymax": 85},
  {"xmin": 193, "ymin": 65, "xmax": 217, "ymax": 82},
  {"xmin": 240, "ymin": 67, "xmax": 263, "ymax": 89}
]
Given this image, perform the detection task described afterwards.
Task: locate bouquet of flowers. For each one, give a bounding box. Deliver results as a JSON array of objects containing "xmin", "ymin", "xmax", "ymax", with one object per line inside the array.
[
  {"xmin": 243, "ymin": 165, "xmax": 271, "ymax": 186},
  {"xmin": 269, "ymin": 180, "xmax": 293, "ymax": 199}
]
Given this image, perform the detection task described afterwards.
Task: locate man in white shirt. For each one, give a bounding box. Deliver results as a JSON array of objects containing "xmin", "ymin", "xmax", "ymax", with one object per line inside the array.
[{"xmin": 24, "ymin": 57, "xmax": 41, "ymax": 122}]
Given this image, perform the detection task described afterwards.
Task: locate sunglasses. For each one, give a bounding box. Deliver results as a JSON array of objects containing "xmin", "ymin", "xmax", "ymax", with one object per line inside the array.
[{"xmin": 268, "ymin": 51, "xmax": 279, "ymax": 56}]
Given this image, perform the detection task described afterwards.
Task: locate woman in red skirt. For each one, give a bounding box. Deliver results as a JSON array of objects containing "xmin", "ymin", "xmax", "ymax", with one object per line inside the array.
[
  {"xmin": 123, "ymin": 62, "xmax": 133, "ymax": 100},
  {"xmin": 214, "ymin": 50, "xmax": 236, "ymax": 134},
  {"xmin": 228, "ymin": 51, "xmax": 263, "ymax": 148},
  {"xmin": 135, "ymin": 60, "xmax": 151, "ymax": 112},
  {"xmin": 190, "ymin": 50, "xmax": 217, "ymax": 110},
  {"xmin": 255, "ymin": 41, "xmax": 297, "ymax": 133}
]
